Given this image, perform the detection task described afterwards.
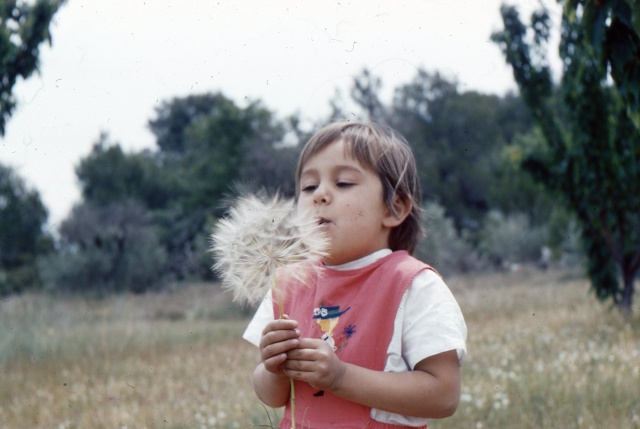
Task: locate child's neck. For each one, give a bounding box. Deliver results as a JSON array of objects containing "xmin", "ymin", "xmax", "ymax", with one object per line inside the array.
[{"xmin": 324, "ymin": 249, "xmax": 392, "ymax": 270}]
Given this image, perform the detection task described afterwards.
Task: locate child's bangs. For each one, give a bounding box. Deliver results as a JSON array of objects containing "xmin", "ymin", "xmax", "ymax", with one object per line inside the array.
[{"xmin": 341, "ymin": 134, "xmax": 380, "ymax": 171}]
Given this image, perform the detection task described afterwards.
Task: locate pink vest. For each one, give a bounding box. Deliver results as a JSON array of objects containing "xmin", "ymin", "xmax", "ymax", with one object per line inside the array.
[{"xmin": 274, "ymin": 251, "xmax": 435, "ymax": 429}]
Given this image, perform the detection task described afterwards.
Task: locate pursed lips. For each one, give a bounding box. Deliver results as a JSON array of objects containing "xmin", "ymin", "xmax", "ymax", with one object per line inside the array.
[{"xmin": 317, "ymin": 217, "xmax": 332, "ymax": 226}]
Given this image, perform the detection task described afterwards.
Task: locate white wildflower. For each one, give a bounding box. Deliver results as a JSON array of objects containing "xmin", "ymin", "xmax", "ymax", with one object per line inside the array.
[{"xmin": 210, "ymin": 192, "xmax": 328, "ymax": 307}]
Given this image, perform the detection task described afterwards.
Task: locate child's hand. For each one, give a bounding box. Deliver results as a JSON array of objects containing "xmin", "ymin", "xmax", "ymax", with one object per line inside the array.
[
  {"xmin": 283, "ymin": 338, "xmax": 346, "ymax": 391},
  {"xmin": 259, "ymin": 316, "xmax": 300, "ymax": 375}
]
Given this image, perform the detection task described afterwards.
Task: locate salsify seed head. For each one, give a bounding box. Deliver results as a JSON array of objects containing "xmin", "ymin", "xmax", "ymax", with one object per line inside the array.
[{"xmin": 210, "ymin": 192, "xmax": 328, "ymax": 306}]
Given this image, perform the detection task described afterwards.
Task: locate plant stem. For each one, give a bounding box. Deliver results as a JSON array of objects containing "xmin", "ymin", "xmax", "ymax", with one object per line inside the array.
[
  {"xmin": 274, "ymin": 277, "xmax": 296, "ymax": 429},
  {"xmin": 290, "ymin": 378, "xmax": 296, "ymax": 428}
]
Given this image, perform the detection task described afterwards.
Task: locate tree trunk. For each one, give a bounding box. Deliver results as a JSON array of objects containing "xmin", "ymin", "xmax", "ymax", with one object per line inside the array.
[{"xmin": 619, "ymin": 268, "xmax": 636, "ymax": 315}]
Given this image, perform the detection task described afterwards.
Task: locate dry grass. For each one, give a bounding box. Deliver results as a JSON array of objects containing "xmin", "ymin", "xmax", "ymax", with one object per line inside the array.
[
  {"xmin": 433, "ymin": 269, "xmax": 640, "ymax": 429},
  {"xmin": 0, "ymin": 285, "xmax": 266, "ymax": 429},
  {"xmin": 0, "ymin": 270, "xmax": 638, "ymax": 428}
]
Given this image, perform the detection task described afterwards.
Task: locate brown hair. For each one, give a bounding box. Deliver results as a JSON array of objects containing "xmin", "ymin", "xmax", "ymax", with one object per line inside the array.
[{"xmin": 296, "ymin": 120, "xmax": 424, "ymax": 254}]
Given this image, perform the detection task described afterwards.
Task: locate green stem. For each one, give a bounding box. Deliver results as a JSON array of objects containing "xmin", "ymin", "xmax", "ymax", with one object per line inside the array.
[
  {"xmin": 290, "ymin": 378, "xmax": 296, "ymax": 428},
  {"xmin": 274, "ymin": 277, "xmax": 296, "ymax": 429}
]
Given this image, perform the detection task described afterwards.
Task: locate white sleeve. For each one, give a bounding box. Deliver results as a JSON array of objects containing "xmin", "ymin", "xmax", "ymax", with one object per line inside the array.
[
  {"xmin": 371, "ymin": 270, "xmax": 468, "ymax": 427},
  {"xmin": 242, "ymin": 290, "xmax": 275, "ymax": 347},
  {"xmin": 402, "ymin": 270, "xmax": 467, "ymax": 368}
]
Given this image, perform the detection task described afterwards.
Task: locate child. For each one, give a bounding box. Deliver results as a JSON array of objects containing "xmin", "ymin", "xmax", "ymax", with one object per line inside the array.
[{"xmin": 243, "ymin": 121, "xmax": 467, "ymax": 428}]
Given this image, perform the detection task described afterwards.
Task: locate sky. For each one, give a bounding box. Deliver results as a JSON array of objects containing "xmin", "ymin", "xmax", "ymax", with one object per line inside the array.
[{"xmin": 0, "ymin": 0, "xmax": 562, "ymax": 230}]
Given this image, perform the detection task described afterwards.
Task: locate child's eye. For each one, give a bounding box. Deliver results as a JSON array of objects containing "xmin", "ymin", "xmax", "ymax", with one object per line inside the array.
[
  {"xmin": 336, "ymin": 182, "xmax": 354, "ymax": 188},
  {"xmin": 301, "ymin": 185, "xmax": 317, "ymax": 192}
]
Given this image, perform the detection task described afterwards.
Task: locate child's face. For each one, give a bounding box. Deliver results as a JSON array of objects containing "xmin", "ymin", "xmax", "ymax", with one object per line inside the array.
[{"xmin": 297, "ymin": 139, "xmax": 399, "ymax": 266}]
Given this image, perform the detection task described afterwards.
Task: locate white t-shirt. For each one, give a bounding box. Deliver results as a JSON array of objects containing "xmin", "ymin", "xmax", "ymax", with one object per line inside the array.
[{"xmin": 243, "ymin": 249, "xmax": 467, "ymax": 427}]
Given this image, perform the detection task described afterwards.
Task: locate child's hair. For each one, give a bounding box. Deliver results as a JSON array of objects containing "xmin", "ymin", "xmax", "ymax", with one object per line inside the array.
[{"xmin": 295, "ymin": 120, "xmax": 424, "ymax": 254}]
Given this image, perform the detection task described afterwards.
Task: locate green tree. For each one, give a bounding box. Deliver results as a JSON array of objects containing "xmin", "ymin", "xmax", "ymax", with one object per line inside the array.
[
  {"xmin": 76, "ymin": 133, "xmax": 179, "ymax": 210},
  {"xmin": 387, "ymin": 69, "xmax": 541, "ymax": 232},
  {"xmin": 0, "ymin": 164, "xmax": 51, "ymax": 295},
  {"xmin": 563, "ymin": 0, "xmax": 640, "ymax": 129},
  {"xmin": 350, "ymin": 68, "xmax": 388, "ymax": 123},
  {"xmin": 149, "ymin": 93, "xmax": 232, "ymax": 154},
  {"xmin": 148, "ymin": 92, "xmax": 298, "ymax": 198},
  {"xmin": 1, "ymin": 0, "xmax": 65, "ymax": 135},
  {"xmin": 73, "ymin": 93, "xmax": 297, "ymax": 282},
  {"xmin": 156, "ymin": 95, "xmax": 295, "ymax": 279},
  {"xmin": 492, "ymin": 4, "xmax": 640, "ymax": 312}
]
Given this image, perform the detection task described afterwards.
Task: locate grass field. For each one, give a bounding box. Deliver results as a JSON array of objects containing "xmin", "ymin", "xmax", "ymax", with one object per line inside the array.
[{"xmin": 0, "ymin": 269, "xmax": 638, "ymax": 428}]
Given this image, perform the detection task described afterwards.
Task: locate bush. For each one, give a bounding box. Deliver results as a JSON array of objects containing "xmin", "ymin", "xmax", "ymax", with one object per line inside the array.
[
  {"xmin": 478, "ymin": 210, "xmax": 546, "ymax": 268},
  {"xmin": 0, "ymin": 164, "xmax": 51, "ymax": 295},
  {"xmin": 545, "ymin": 208, "xmax": 585, "ymax": 269},
  {"xmin": 416, "ymin": 202, "xmax": 485, "ymax": 276},
  {"xmin": 40, "ymin": 200, "xmax": 167, "ymax": 295},
  {"xmin": 0, "ymin": 263, "xmax": 41, "ymax": 297}
]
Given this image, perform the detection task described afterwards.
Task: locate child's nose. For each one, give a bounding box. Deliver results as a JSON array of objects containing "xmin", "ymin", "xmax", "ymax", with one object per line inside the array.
[{"xmin": 313, "ymin": 185, "xmax": 330, "ymax": 204}]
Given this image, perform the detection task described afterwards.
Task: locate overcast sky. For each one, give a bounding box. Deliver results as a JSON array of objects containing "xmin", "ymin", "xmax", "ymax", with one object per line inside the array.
[{"xmin": 0, "ymin": 0, "xmax": 562, "ymax": 229}]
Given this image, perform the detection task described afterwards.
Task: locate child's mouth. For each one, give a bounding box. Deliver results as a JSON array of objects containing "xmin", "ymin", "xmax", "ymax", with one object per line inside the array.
[{"xmin": 317, "ymin": 217, "xmax": 331, "ymax": 226}]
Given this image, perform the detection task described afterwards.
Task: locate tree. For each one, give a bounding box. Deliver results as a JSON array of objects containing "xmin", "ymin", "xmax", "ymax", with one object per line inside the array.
[
  {"xmin": 148, "ymin": 92, "xmax": 298, "ymax": 197},
  {"xmin": 1, "ymin": 0, "xmax": 65, "ymax": 135},
  {"xmin": 156, "ymin": 95, "xmax": 294, "ymax": 279},
  {"xmin": 492, "ymin": 4, "xmax": 640, "ymax": 313},
  {"xmin": 350, "ymin": 68, "xmax": 388, "ymax": 123},
  {"xmin": 563, "ymin": 0, "xmax": 640, "ymax": 129},
  {"xmin": 0, "ymin": 0, "xmax": 63, "ymax": 295},
  {"xmin": 0, "ymin": 164, "xmax": 51, "ymax": 295},
  {"xmin": 76, "ymin": 133, "xmax": 179, "ymax": 210},
  {"xmin": 73, "ymin": 93, "xmax": 298, "ymax": 282},
  {"xmin": 386, "ymin": 69, "xmax": 542, "ymax": 232}
]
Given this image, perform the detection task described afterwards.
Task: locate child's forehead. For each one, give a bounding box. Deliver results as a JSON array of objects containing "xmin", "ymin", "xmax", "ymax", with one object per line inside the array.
[
  {"xmin": 302, "ymin": 139, "xmax": 367, "ymax": 167},
  {"xmin": 296, "ymin": 134, "xmax": 382, "ymax": 187}
]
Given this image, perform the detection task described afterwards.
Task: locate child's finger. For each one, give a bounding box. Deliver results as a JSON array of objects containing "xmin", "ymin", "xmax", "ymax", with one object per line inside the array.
[
  {"xmin": 261, "ymin": 335, "xmax": 300, "ymax": 359},
  {"xmin": 261, "ymin": 318, "xmax": 298, "ymax": 335},
  {"xmin": 262, "ymin": 351, "xmax": 288, "ymax": 373},
  {"xmin": 260, "ymin": 324, "xmax": 300, "ymax": 347}
]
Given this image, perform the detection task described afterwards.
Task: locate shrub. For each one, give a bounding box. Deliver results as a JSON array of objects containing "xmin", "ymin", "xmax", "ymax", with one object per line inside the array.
[
  {"xmin": 416, "ymin": 202, "xmax": 485, "ymax": 276},
  {"xmin": 40, "ymin": 200, "xmax": 167, "ymax": 295},
  {"xmin": 478, "ymin": 210, "xmax": 546, "ymax": 268},
  {"xmin": 0, "ymin": 263, "xmax": 41, "ymax": 296}
]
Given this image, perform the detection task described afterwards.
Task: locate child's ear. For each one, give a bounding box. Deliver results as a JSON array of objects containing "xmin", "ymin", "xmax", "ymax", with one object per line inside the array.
[{"xmin": 382, "ymin": 195, "xmax": 412, "ymax": 228}]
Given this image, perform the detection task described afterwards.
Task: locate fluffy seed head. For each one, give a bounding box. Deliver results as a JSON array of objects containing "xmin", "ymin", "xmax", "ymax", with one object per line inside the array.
[{"xmin": 210, "ymin": 193, "xmax": 328, "ymax": 306}]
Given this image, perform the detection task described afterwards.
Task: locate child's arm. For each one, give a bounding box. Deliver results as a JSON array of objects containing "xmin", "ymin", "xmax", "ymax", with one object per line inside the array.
[
  {"xmin": 284, "ymin": 339, "xmax": 461, "ymax": 418},
  {"xmin": 251, "ymin": 317, "xmax": 301, "ymax": 407}
]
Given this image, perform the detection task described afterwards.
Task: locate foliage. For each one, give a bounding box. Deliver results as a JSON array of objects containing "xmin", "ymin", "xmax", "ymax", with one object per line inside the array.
[
  {"xmin": 69, "ymin": 93, "xmax": 300, "ymax": 286},
  {"xmin": 416, "ymin": 203, "xmax": 484, "ymax": 276},
  {"xmin": 350, "ymin": 68, "xmax": 388, "ymax": 122},
  {"xmin": 0, "ymin": 0, "xmax": 63, "ymax": 293},
  {"xmin": 152, "ymin": 94, "xmax": 298, "ymax": 280},
  {"xmin": 149, "ymin": 93, "xmax": 229, "ymax": 154},
  {"xmin": 64, "ymin": 75, "xmax": 549, "ymax": 292},
  {"xmin": 492, "ymin": 4, "xmax": 640, "ymax": 312},
  {"xmin": 40, "ymin": 200, "xmax": 166, "ymax": 295},
  {"xmin": 0, "ymin": 164, "xmax": 51, "ymax": 295},
  {"xmin": 563, "ymin": 0, "xmax": 640, "ymax": 129},
  {"xmin": 0, "ymin": 0, "xmax": 65, "ymax": 135},
  {"xmin": 178, "ymin": 97, "xmax": 278, "ymax": 211},
  {"xmin": 478, "ymin": 210, "xmax": 547, "ymax": 268},
  {"xmin": 148, "ymin": 93, "xmax": 299, "ymax": 199},
  {"xmin": 76, "ymin": 133, "xmax": 179, "ymax": 210},
  {"xmin": 379, "ymin": 68, "xmax": 544, "ymax": 232}
]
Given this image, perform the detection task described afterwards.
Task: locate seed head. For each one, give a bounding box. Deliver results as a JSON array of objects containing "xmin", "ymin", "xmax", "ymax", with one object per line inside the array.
[{"xmin": 210, "ymin": 193, "xmax": 328, "ymax": 306}]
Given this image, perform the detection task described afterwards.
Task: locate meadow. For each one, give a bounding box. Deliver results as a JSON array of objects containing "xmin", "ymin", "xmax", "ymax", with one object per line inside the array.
[{"xmin": 0, "ymin": 269, "xmax": 638, "ymax": 429}]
